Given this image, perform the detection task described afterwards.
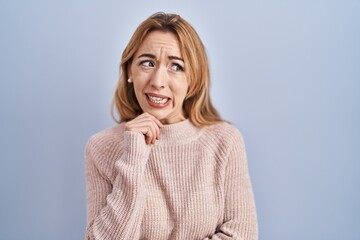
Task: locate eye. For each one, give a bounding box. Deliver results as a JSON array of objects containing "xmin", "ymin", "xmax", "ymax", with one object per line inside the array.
[
  {"xmin": 140, "ymin": 60, "xmax": 155, "ymax": 68},
  {"xmin": 170, "ymin": 63, "xmax": 184, "ymax": 72}
]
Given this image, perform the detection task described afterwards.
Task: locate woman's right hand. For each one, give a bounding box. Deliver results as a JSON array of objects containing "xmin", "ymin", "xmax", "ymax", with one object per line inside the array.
[{"xmin": 125, "ymin": 113, "xmax": 164, "ymax": 144}]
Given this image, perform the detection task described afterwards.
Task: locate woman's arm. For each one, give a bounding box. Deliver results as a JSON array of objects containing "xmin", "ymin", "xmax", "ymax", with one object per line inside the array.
[
  {"xmin": 203, "ymin": 131, "xmax": 258, "ymax": 240},
  {"xmin": 85, "ymin": 113, "xmax": 162, "ymax": 240},
  {"xmin": 85, "ymin": 131, "xmax": 151, "ymax": 240}
]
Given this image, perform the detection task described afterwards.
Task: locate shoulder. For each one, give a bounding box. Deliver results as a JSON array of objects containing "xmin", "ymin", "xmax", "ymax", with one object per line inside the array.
[
  {"xmin": 199, "ymin": 121, "xmax": 246, "ymax": 156},
  {"xmin": 202, "ymin": 121, "xmax": 245, "ymax": 145},
  {"xmin": 85, "ymin": 123, "xmax": 126, "ymax": 163}
]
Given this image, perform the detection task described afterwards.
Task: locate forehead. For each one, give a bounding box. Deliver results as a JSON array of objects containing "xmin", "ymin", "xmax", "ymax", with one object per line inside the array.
[{"xmin": 135, "ymin": 30, "xmax": 182, "ymax": 57}]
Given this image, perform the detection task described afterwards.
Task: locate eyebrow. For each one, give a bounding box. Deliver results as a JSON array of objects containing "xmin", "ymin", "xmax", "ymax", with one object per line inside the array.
[{"xmin": 137, "ymin": 53, "xmax": 184, "ymax": 62}]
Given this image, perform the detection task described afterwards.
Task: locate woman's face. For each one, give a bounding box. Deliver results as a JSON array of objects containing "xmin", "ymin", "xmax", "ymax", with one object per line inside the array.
[{"xmin": 129, "ymin": 30, "xmax": 188, "ymax": 124}]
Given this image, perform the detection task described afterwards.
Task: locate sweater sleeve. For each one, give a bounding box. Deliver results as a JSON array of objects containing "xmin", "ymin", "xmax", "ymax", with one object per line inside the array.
[
  {"xmin": 84, "ymin": 131, "xmax": 151, "ymax": 240},
  {"xmin": 203, "ymin": 131, "xmax": 258, "ymax": 240}
]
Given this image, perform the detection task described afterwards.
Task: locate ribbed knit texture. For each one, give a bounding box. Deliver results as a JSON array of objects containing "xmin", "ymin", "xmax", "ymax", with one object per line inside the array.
[{"xmin": 85, "ymin": 119, "xmax": 258, "ymax": 240}]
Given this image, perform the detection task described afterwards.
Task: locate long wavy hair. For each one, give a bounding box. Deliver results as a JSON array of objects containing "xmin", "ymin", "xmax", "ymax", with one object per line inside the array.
[{"xmin": 112, "ymin": 12, "xmax": 222, "ymax": 127}]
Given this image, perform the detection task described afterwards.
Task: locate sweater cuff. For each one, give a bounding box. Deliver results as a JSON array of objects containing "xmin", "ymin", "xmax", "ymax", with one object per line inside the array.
[{"xmin": 123, "ymin": 131, "xmax": 152, "ymax": 164}]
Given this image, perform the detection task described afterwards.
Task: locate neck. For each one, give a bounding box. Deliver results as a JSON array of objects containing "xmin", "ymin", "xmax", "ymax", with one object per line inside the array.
[
  {"xmin": 159, "ymin": 114, "xmax": 186, "ymax": 125},
  {"xmin": 155, "ymin": 119, "xmax": 201, "ymax": 145}
]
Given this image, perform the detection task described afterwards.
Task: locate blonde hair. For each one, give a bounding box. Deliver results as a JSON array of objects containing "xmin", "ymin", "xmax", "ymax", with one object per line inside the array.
[{"xmin": 112, "ymin": 12, "xmax": 222, "ymax": 127}]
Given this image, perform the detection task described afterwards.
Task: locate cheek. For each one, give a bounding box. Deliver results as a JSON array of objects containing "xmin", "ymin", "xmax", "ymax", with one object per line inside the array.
[
  {"xmin": 174, "ymin": 83, "xmax": 189, "ymax": 102},
  {"xmin": 132, "ymin": 72, "xmax": 148, "ymax": 91},
  {"xmin": 132, "ymin": 81, "xmax": 145, "ymax": 99}
]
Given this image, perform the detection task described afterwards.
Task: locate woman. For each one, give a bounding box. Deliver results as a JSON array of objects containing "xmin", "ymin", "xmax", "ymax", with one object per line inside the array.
[{"xmin": 85, "ymin": 12, "xmax": 258, "ymax": 240}]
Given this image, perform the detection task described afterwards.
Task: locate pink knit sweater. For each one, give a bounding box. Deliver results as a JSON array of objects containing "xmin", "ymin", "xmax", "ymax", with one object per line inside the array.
[{"xmin": 85, "ymin": 119, "xmax": 258, "ymax": 240}]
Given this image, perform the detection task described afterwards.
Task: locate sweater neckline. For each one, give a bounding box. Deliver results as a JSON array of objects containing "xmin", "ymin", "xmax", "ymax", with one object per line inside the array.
[{"xmin": 155, "ymin": 119, "xmax": 201, "ymax": 145}]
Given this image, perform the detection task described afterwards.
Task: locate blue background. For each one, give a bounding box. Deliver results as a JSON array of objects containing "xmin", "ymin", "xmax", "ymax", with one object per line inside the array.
[{"xmin": 1, "ymin": 1, "xmax": 359, "ymax": 239}]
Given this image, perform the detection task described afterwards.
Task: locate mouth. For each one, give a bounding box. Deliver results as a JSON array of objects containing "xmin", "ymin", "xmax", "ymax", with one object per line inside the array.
[{"xmin": 145, "ymin": 93, "xmax": 171, "ymax": 107}]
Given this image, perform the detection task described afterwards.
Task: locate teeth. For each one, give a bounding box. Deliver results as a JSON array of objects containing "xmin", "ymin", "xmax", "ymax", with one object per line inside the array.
[{"xmin": 148, "ymin": 95, "xmax": 168, "ymax": 104}]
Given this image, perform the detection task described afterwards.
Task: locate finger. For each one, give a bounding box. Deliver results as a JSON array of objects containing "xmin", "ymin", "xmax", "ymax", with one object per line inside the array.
[
  {"xmin": 148, "ymin": 119, "xmax": 159, "ymax": 141},
  {"xmin": 125, "ymin": 117, "xmax": 152, "ymax": 133},
  {"xmin": 145, "ymin": 123, "xmax": 158, "ymax": 144},
  {"xmin": 125, "ymin": 113, "xmax": 162, "ymax": 144},
  {"xmin": 134, "ymin": 115, "xmax": 161, "ymax": 141},
  {"xmin": 147, "ymin": 113, "xmax": 164, "ymax": 128},
  {"xmin": 140, "ymin": 112, "xmax": 163, "ymax": 128},
  {"xmin": 149, "ymin": 121, "xmax": 159, "ymax": 144},
  {"xmin": 134, "ymin": 119, "xmax": 158, "ymax": 139},
  {"xmin": 142, "ymin": 113, "xmax": 162, "ymax": 140},
  {"xmin": 141, "ymin": 126, "xmax": 153, "ymax": 144}
]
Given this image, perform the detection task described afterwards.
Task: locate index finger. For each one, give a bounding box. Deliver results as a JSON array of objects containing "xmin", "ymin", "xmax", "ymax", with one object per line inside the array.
[{"xmin": 144, "ymin": 112, "xmax": 164, "ymax": 128}]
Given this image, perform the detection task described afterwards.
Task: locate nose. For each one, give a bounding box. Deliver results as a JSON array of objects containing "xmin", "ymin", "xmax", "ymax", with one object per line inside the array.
[{"xmin": 150, "ymin": 66, "xmax": 168, "ymax": 89}]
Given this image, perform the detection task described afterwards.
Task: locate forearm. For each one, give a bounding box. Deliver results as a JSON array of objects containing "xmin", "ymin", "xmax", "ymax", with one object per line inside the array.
[
  {"xmin": 201, "ymin": 218, "xmax": 258, "ymax": 240},
  {"xmin": 85, "ymin": 131, "xmax": 151, "ymax": 240},
  {"xmin": 86, "ymin": 175, "xmax": 146, "ymax": 239}
]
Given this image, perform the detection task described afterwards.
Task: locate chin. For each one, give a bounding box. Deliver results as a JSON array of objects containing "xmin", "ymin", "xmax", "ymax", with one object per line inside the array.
[{"xmin": 144, "ymin": 109, "xmax": 169, "ymax": 120}]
